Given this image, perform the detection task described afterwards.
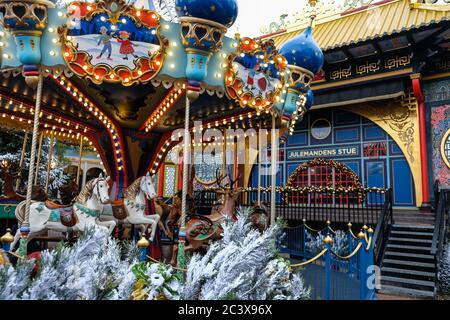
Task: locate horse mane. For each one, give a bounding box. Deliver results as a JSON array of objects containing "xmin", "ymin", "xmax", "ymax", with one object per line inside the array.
[
  {"xmin": 74, "ymin": 178, "xmax": 97, "ymax": 204},
  {"xmin": 123, "ymin": 177, "xmax": 143, "ymax": 201}
]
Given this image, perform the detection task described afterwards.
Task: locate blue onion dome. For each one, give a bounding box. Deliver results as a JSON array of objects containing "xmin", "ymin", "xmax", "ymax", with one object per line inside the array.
[
  {"xmin": 304, "ymin": 89, "xmax": 314, "ymax": 110},
  {"xmin": 175, "ymin": 0, "xmax": 239, "ymax": 28},
  {"xmin": 279, "ymin": 26, "xmax": 324, "ymax": 75}
]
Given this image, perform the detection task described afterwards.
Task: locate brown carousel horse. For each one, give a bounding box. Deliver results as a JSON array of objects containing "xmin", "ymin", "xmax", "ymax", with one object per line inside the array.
[{"xmin": 0, "ymin": 162, "xmax": 22, "ymax": 201}]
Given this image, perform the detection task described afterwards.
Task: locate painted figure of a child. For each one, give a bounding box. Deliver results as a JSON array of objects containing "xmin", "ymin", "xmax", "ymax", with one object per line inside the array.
[
  {"xmin": 117, "ymin": 31, "xmax": 138, "ymax": 60},
  {"xmin": 96, "ymin": 26, "xmax": 113, "ymax": 60}
]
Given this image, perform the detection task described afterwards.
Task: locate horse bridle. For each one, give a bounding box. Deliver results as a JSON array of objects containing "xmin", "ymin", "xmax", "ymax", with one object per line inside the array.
[{"xmin": 93, "ymin": 178, "xmax": 108, "ymax": 204}]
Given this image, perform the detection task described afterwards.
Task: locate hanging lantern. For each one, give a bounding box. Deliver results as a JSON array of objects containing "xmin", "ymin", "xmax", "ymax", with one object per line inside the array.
[
  {"xmin": 175, "ymin": 0, "xmax": 238, "ymax": 101},
  {"xmin": 0, "ymin": 0, "xmax": 53, "ymax": 87}
]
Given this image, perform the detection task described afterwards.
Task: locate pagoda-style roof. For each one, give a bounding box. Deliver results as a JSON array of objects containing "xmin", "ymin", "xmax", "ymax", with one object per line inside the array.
[{"xmin": 264, "ymin": 0, "xmax": 450, "ymax": 51}]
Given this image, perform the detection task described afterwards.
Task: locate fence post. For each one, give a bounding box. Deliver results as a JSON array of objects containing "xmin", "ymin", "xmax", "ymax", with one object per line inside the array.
[
  {"xmin": 1, "ymin": 229, "xmax": 14, "ymax": 252},
  {"xmin": 137, "ymin": 236, "xmax": 150, "ymax": 262},
  {"xmin": 303, "ymin": 219, "xmax": 308, "ymax": 260},
  {"xmin": 366, "ymin": 227, "xmax": 376, "ymax": 300},
  {"xmin": 324, "ymin": 235, "xmax": 333, "ymax": 301},
  {"xmin": 347, "ymin": 223, "xmax": 355, "ymax": 278},
  {"xmin": 358, "ymin": 231, "xmax": 367, "ymax": 300}
]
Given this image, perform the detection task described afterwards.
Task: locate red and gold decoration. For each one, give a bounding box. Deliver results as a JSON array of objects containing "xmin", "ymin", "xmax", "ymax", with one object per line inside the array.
[
  {"xmin": 60, "ymin": 0, "xmax": 167, "ymax": 86},
  {"xmin": 224, "ymin": 36, "xmax": 287, "ymax": 110},
  {"xmin": 286, "ymin": 158, "xmax": 363, "ymax": 189}
]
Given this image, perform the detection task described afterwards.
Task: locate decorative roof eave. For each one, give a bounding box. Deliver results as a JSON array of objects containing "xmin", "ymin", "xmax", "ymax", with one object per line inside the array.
[
  {"xmin": 410, "ymin": 2, "xmax": 450, "ymax": 12},
  {"xmin": 264, "ymin": 0, "xmax": 450, "ymax": 52},
  {"xmin": 150, "ymin": 75, "xmax": 226, "ymax": 99}
]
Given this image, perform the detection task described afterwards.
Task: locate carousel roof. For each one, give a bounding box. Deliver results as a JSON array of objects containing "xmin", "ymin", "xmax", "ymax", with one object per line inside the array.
[{"xmin": 264, "ymin": 0, "xmax": 450, "ymax": 51}]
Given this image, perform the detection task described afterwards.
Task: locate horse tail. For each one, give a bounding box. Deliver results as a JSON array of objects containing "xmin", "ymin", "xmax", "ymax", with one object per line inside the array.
[{"xmin": 15, "ymin": 201, "xmax": 27, "ymax": 225}]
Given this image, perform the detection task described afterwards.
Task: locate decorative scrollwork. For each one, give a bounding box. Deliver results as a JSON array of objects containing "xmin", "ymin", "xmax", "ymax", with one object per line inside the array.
[
  {"xmin": 179, "ymin": 17, "xmax": 227, "ymax": 53},
  {"xmin": 0, "ymin": 0, "xmax": 52, "ymax": 31},
  {"xmin": 60, "ymin": 0, "xmax": 167, "ymax": 86},
  {"xmin": 224, "ymin": 36, "xmax": 287, "ymax": 110}
]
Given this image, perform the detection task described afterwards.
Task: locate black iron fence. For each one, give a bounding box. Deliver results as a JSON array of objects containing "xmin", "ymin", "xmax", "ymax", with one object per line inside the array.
[
  {"xmin": 432, "ymin": 188, "xmax": 450, "ymax": 267},
  {"xmin": 193, "ymin": 187, "xmax": 390, "ymax": 226}
]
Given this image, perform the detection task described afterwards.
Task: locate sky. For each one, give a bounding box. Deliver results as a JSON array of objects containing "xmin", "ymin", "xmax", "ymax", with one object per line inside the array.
[
  {"xmin": 133, "ymin": 0, "xmax": 310, "ymax": 37},
  {"xmin": 228, "ymin": 0, "xmax": 309, "ymax": 37}
]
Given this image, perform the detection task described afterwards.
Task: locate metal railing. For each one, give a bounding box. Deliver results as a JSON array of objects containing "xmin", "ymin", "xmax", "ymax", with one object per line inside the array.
[
  {"xmin": 372, "ymin": 189, "xmax": 394, "ymax": 265},
  {"xmin": 280, "ymin": 222, "xmax": 376, "ymax": 300},
  {"xmin": 431, "ymin": 189, "xmax": 450, "ymax": 267},
  {"xmin": 193, "ymin": 187, "xmax": 389, "ymax": 226}
]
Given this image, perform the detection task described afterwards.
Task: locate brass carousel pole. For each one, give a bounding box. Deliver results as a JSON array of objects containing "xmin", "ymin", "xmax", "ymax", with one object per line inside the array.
[
  {"xmin": 270, "ymin": 114, "xmax": 277, "ymax": 226},
  {"xmin": 15, "ymin": 129, "xmax": 29, "ymax": 191},
  {"xmin": 19, "ymin": 73, "xmax": 44, "ymax": 256},
  {"xmin": 177, "ymin": 91, "xmax": 191, "ymax": 269},
  {"xmin": 76, "ymin": 135, "xmax": 84, "ymax": 186},
  {"xmin": 44, "ymin": 130, "xmax": 55, "ymax": 193},
  {"xmin": 257, "ymin": 120, "xmax": 262, "ymax": 206},
  {"xmin": 34, "ymin": 131, "xmax": 44, "ymax": 185}
]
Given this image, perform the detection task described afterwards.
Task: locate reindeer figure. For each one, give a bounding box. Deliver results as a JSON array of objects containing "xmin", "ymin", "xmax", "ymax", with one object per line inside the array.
[{"xmin": 182, "ymin": 169, "xmax": 243, "ymax": 254}]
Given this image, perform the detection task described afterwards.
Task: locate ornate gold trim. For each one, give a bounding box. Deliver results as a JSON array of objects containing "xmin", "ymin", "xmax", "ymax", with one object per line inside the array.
[
  {"xmin": 0, "ymin": 1, "xmax": 49, "ymax": 30},
  {"xmin": 343, "ymin": 92, "xmax": 423, "ymax": 206},
  {"xmin": 224, "ymin": 37, "xmax": 288, "ymax": 110},
  {"xmin": 312, "ymin": 68, "xmax": 413, "ymax": 91},
  {"xmin": 60, "ymin": 2, "xmax": 167, "ymax": 86},
  {"xmin": 441, "ymin": 128, "xmax": 450, "ymax": 169}
]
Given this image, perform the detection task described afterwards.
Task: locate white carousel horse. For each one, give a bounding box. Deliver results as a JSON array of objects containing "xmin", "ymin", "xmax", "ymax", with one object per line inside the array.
[
  {"xmin": 10, "ymin": 174, "xmax": 115, "ymax": 250},
  {"xmin": 99, "ymin": 174, "xmax": 161, "ymax": 242}
]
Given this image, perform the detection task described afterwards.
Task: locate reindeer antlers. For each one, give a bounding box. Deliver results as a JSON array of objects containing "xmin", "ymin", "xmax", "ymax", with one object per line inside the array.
[{"xmin": 215, "ymin": 168, "xmax": 241, "ymax": 189}]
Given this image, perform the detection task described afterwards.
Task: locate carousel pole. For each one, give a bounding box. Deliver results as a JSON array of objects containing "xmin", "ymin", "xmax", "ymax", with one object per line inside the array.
[
  {"xmin": 34, "ymin": 131, "xmax": 44, "ymax": 185},
  {"xmin": 257, "ymin": 120, "xmax": 262, "ymax": 206},
  {"xmin": 18, "ymin": 73, "xmax": 43, "ymax": 257},
  {"xmin": 176, "ymin": 1, "xmax": 237, "ymax": 268},
  {"xmin": 270, "ymin": 114, "xmax": 277, "ymax": 226},
  {"xmin": 44, "ymin": 130, "xmax": 55, "ymax": 193},
  {"xmin": 177, "ymin": 93, "xmax": 191, "ymax": 269},
  {"xmin": 76, "ymin": 136, "xmax": 84, "ymax": 186},
  {"xmin": 15, "ymin": 129, "xmax": 29, "ymax": 191}
]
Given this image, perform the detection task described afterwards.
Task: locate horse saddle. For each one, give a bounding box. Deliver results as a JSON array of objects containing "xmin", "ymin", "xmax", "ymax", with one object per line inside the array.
[
  {"xmin": 45, "ymin": 201, "xmax": 77, "ymax": 228},
  {"xmin": 111, "ymin": 200, "xmax": 128, "ymax": 221},
  {"xmin": 188, "ymin": 220, "xmax": 219, "ymax": 241}
]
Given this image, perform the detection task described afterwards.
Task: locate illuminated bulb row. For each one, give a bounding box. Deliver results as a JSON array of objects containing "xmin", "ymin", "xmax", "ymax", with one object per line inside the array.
[
  {"xmin": 144, "ymin": 87, "xmax": 185, "ymax": 132},
  {"xmin": 53, "ymin": 75, "xmax": 124, "ymax": 171},
  {"xmin": 0, "ymin": 94, "xmax": 91, "ymax": 133},
  {"xmin": 150, "ymin": 140, "xmax": 172, "ymax": 174},
  {"xmin": 288, "ymin": 94, "xmax": 307, "ymax": 135}
]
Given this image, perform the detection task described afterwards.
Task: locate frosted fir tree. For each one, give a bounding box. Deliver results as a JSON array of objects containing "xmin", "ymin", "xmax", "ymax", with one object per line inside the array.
[
  {"xmin": 305, "ymin": 230, "xmax": 351, "ymax": 256},
  {"xmin": 0, "ymin": 259, "xmax": 35, "ymax": 300},
  {"xmin": 0, "ymin": 132, "xmax": 70, "ymax": 194},
  {"xmin": 182, "ymin": 207, "xmax": 310, "ymax": 300},
  {"xmin": 0, "ymin": 227, "xmax": 140, "ymax": 300}
]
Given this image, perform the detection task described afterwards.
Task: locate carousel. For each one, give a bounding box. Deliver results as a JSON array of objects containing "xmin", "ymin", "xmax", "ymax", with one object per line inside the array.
[{"xmin": 0, "ymin": 0, "xmax": 376, "ymax": 301}]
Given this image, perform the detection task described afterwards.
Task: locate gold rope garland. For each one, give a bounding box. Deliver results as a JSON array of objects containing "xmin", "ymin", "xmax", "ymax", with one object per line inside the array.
[
  {"xmin": 290, "ymin": 248, "xmax": 328, "ymax": 268},
  {"xmin": 330, "ymin": 242, "xmax": 363, "ymax": 260}
]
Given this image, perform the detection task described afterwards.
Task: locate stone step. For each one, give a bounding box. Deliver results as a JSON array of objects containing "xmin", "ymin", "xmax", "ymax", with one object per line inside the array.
[
  {"xmin": 386, "ymin": 244, "xmax": 433, "ymax": 252},
  {"xmin": 392, "ymin": 224, "xmax": 434, "ymax": 231},
  {"xmin": 381, "ymin": 267, "xmax": 435, "ymax": 278},
  {"xmin": 384, "ymin": 251, "xmax": 435, "ymax": 261},
  {"xmin": 390, "ymin": 230, "xmax": 433, "ymax": 237},
  {"xmin": 381, "ymin": 276, "xmax": 435, "ymax": 288},
  {"xmin": 389, "ymin": 237, "xmax": 433, "ymax": 244},
  {"xmin": 379, "ymin": 285, "xmax": 435, "ymax": 298},
  {"xmin": 383, "ymin": 259, "xmax": 435, "ymax": 269}
]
